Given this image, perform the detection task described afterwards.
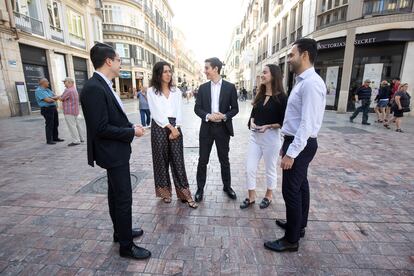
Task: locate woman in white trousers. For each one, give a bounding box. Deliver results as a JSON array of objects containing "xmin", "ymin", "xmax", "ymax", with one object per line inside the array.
[{"xmin": 241, "ymin": 64, "xmax": 287, "ymax": 209}]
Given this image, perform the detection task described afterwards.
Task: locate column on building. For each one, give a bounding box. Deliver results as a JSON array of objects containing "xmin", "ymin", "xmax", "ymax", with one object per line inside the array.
[{"xmin": 337, "ymin": 28, "xmax": 356, "ymax": 113}]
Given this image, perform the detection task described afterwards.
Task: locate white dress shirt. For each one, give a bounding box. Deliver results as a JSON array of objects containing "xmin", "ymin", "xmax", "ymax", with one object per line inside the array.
[
  {"xmin": 210, "ymin": 78, "xmax": 222, "ymax": 113},
  {"xmin": 281, "ymin": 67, "xmax": 326, "ymax": 159},
  {"xmin": 147, "ymin": 86, "xmax": 182, "ymax": 128},
  {"xmin": 95, "ymin": 71, "xmax": 125, "ymax": 112}
]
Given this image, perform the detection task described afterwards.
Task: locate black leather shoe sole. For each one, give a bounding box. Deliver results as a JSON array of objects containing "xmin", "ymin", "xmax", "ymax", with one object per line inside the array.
[{"xmin": 275, "ymin": 219, "xmax": 305, "ymax": 238}]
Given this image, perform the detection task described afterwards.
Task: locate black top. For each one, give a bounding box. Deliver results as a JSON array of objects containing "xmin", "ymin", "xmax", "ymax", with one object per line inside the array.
[
  {"xmin": 356, "ymin": 86, "xmax": 372, "ymax": 100},
  {"xmin": 375, "ymin": 86, "xmax": 390, "ymax": 101},
  {"xmin": 395, "ymin": 91, "xmax": 411, "ymax": 108},
  {"xmin": 249, "ymin": 95, "xmax": 287, "ymax": 128}
]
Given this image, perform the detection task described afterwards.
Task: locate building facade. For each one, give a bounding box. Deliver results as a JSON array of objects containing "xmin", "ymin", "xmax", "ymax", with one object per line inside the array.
[
  {"xmin": 173, "ymin": 27, "xmax": 203, "ymax": 91},
  {"xmin": 227, "ymin": 0, "xmax": 414, "ymax": 115},
  {"xmin": 0, "ymin": 0, "xmax": 102, "ymax": 117},
  {"xmin": 101, "ymin": 0, "xmax": 174, "ymax": 98},
  {"xmin": 223, "ymin": 27, "xmax": 242, "ymax": 88}
]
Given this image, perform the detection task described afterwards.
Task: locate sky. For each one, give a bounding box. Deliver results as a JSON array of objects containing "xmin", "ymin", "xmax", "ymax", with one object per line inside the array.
[{"xmin": 170, "ymin": 0, "xmax": 247, "ymax": 65}]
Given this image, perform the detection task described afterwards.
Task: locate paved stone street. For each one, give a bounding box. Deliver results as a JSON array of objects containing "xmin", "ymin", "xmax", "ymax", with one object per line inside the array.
[{"xmin": 0, "ymin": 99, "xmax": 413, "ymax": 275}]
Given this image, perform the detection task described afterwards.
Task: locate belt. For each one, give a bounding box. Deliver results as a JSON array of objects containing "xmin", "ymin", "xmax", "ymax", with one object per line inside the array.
[
  {"xmin": 208, "ymin": 121, "xmax": 224, "ymax": 126},
  {"xmin": 283, "ymin": 135, "xmax": 317, "ymax": 142},
  {"xmin": 41, "ymin": 106, "xmax": 57, "ymax": 109}
]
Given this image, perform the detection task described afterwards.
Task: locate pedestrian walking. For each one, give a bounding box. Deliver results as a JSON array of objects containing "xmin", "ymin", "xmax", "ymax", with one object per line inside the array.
[
  {"xmin": 385, "ymin": 83, "xmax": 411, "ymax": 132},
  {"xmin": 349, "ymin": 79, "xmax": 372, "ymax": 125},
  {"xmin": 137, "ymin": 87, "xmax": 151, "ymax": 128}
]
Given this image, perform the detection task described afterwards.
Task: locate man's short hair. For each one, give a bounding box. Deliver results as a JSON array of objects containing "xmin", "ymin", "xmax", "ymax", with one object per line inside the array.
[
  {"xmin": 293, "ymin": 38, "xmax": 318, "ymax": 64},
  {"xmin": 39, "ymin": 78, "xmax": 48, "ymax": 84},
  {"xmin": 90, "ymin": 43, "xmax": 116, "ymax": 69},
  {"xmin": 205, "ymin": 57, "xmax": 223, "ymax": 74},
  {"xmin": 63, "ymin": 77, "xmax": 74, "ymax": 84}
]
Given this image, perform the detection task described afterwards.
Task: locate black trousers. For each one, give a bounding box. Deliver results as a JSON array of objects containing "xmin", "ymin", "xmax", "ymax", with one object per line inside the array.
[
  {"xmin": 282, "ymin": 136, "xmax": 318, "ymax": 243},
  {"xmin": 197, "ymin": 122, "xmax": 231, "ymax": 189},
  {"xmin": 40, "ymin": 106, "xmax": 59, "ymax": 142},
  {"xmin": 107, "ymin": 163, "xmax": 133, "ymax": 250},
  {"xmin": 350, "ymin": 99, "xmax": 371, "ymax": 123}
]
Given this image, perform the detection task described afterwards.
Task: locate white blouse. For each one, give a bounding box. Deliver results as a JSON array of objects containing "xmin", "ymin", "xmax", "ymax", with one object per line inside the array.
[{"xmin": 147, "ymin": 86, "xmax": 183, "ymax": 128}]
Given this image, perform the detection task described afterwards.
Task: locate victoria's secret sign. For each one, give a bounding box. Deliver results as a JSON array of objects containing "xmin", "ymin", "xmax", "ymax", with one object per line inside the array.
[
  {"xmin": 317, "ymin": 29, "xmax": 414, "ymax": 50},
  {"xmin": 317, "ymin": 37, "xmax": 377, "ymax": 49}
]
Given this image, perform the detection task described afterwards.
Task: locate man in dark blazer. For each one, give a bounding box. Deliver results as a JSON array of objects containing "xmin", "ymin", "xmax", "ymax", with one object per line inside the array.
[
  {"xmin": 80, "ymin": 43, "xmax": 151, "ymax": 260},
  {"xmin": 194, "ymin": 57, "xmax": 239, "ymax": 202}
]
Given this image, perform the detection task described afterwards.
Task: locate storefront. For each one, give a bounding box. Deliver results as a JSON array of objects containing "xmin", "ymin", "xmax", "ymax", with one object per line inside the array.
[
  {"xmin": 19, "ymin": 44, "xmax": 50, "ymax": 111},
  {"xmin": 119, "ymin": 70, "xmax": 133, "ymax": 98},
  {"xmin": 73, "ymin": 56, "xmax": 88, "ymax": 93},
  {"xmin": 135, "ymin": 71, "xmax": 144, "ymax": 90},
  {"xmin": 316, "ymin": 29, "xmax": 414, "ymax": 112},
  {"xmin": 315, "ymin": 38, "xmax": 345, "ymax": 110}
]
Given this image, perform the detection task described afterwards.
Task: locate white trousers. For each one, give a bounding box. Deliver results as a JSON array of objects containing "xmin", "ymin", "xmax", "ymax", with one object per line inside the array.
[
  {"xmin": 64, "ymin": 114, "xmax": 84, "ymax": 143},
  {"xmin": 246, "ymin": 129, "xmax": 281, "ymax": 190}
]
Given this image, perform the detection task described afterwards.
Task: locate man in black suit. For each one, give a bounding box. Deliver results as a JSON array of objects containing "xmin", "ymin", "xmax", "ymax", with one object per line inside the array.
[
  {"xmin": 80, "ymin": 43, "xmax": 151, "ymax": 260},
  {"xmin": 194, "ymin": 57, "xmax": 239, "ymax": 202}
]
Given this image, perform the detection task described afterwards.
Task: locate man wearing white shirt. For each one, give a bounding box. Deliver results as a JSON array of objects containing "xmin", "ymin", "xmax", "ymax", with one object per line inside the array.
[
  {"xmin": 194, "ymin": 57, "xmax": 239, "ymax": 202},
  {"xmin": 264, "ymin": 38, "xmax": 326, "ymax": 252}
]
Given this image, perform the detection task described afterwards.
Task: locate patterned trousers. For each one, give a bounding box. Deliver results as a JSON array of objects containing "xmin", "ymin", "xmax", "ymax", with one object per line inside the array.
[{"xmin": 151, "ymin": 118, "xmax": 193, "ymax": 201}]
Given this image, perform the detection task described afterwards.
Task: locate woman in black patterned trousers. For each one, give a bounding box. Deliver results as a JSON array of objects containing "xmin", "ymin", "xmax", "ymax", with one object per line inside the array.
[{"xmin": 147, "ymin": 61, "xmax": 198, "ymax": 209}]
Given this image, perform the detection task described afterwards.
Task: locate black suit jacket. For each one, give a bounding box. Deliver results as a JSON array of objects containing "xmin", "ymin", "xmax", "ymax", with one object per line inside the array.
[
  {"xmin": 80, "ymin": 72, "xmax": 135, "ymax": 169},
  {"xmin": 194, "ymin": 79, "xmax": 239, "ymax": 136}
]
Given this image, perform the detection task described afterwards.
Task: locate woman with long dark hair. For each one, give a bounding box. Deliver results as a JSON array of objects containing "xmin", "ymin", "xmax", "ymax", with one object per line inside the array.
[
  {"xmin": 147, "ymin": 61, "xmax": 198, "ymax": 208},
  {"xmin": 240, "ymin": 64, "xmax": 287, "ymax": 209}
]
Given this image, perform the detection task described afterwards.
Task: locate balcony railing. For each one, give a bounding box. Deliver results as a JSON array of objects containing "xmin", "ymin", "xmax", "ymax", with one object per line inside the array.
[
  {"xmin": 103, "ymin": 23, "xmax": 144, "ymax": 39},
  {"xmin": 69, "ymin": 33, "xmax": 86, "ymax": 49},
  {"xmin": 50, "ymin": 25, "xmax": 64, "ymax": 42},
  {"xmin": 14, "ymin": 12, "xmax": 44, "ymax": 36}
]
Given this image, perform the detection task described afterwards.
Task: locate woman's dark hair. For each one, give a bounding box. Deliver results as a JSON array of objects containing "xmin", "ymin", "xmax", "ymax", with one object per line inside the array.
[
  {"xmin": 90, "ymin": 43, "xmax": 116, "ymax": 69},
  {"xmin": 150, "ymin": 61, "xmax": 173, "ymax": 95},
  {"xmin": 293, "ymin": 38, "xmax": 318, "ymax": 64},
  {"xmin": 205, "ymin": 57, "xmax": 223, "ymax": 74},
  {"xmin": 252, "ymin": 64, "xmax": 286, "ymax": 107}
]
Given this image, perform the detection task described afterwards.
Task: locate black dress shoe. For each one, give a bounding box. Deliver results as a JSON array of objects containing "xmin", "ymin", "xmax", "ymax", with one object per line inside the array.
[
  {"xmin": 46, "ymin": 141, "xmax": 56, "ymax": 145},
  {"xmin": 53, "ymin": 138, "xmax": 65, "ymax": 142},
  {"xmin": 120, "ymin": 244, "xmax": 151, "ymax": 260},
  {"xmin": 195, "ymin": 188, "xmax": 203, "ymax": 202},
  {"xmin": 264, "ymin": 237, "xmax": 299, "ymax": 252},
  {"xmin": 113, "ymin": 228, "xmax": 144, "ymax": 242},
  {"xmin": 223, "ymin": 187, "xmax": 237, "ymax": 200},
  {"xmin": 275, "ymin": 219, "xmax": 305, "ymax": 238}
]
